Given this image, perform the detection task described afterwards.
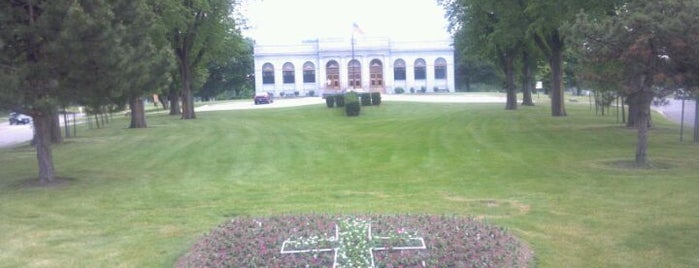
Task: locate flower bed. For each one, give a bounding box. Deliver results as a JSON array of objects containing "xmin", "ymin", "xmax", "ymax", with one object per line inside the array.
[{"xmin": 176, "ymin": 214, "xmax": 533, "ymax": 267}]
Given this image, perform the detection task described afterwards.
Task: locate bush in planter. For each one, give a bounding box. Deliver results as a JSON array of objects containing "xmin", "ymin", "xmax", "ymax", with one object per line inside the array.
[
  {"xmin": 394, "ymin": 87, "xmax": 405, "ymax": 94},
  {"xmin": 371, "ymin": 92, "xmax": 381, "ymax": 105},
  {"xmin": 410, "ymin": 87, "xmax": 415, "ymax": 94},
  {"xmin": 420, "ymin": 86, "xmax": 426, "ymax": 93},
  {"xmin": 325, "ymin": 95, "xmax": 335, "ymax": 108},
  {"xmin": 360, "ymin": 93, "xmax": 371, "ymax": 106},
  {"xmin": 335, "ymin": 94, "xmax": 346, "ymax": 107},
  {"xmin": 308, "ymin": 90, "xmax": 315, "ymax": 97},
  {"xmin": 345, "ymin": 91, "xmax": 360, "ymax": 116}
]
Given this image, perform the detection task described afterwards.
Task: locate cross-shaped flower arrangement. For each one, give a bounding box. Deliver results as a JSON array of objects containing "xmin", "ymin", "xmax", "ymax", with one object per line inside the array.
[{"xmin": 281, "ymin": 217, "xmax": 426, "ymax": 267}]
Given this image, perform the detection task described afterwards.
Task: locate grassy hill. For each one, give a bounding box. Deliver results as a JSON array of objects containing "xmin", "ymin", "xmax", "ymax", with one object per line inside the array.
[{"xmin": 0, "ymin": 100, "xmax": 697, "ymax": 267}]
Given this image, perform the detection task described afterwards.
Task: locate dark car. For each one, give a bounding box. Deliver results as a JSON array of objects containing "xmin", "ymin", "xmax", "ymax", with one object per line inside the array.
[
  {"xmin": 254, "ymin": 93, "xmax": 273, "ymax": 105},
  {"xmin": 9, "ymin": 112, "xmax": 31, "ymax": 125}
]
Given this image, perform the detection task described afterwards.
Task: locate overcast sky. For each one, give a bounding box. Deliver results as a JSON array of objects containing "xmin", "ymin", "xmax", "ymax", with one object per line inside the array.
[{"xmin": 239, "ymin": 0, "xmax": 452, "ymax": 44}]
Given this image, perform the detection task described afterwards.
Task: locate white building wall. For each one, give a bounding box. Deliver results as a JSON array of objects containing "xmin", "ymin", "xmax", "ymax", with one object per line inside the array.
[{"xmin": 253, "ymin": 38, "xmax": 454, "ymax": 96}]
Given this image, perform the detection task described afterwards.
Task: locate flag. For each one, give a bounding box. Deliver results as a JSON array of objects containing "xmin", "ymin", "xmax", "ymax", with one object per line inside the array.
[{"xmin": 352, "ymin": 22, "xmax": 364, "ymax": 35}]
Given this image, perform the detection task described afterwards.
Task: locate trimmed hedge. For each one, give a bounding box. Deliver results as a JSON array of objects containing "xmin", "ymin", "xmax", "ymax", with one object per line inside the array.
[
  {"xmin": 335, "ymin": 94, "xmax": 345, "ymax": 107},
  {"xmin": 360, "ymin": 93, "xmax": 371, "ymax": 106},
  {"xmin": 345, "ymin": 91, "xmax": 360, "ymax": 116},
  {"xmin": 325, "ymin": 95, "xmax": 335, "ymax": 108},
  {"xmin": 370, "ymin": 92, "xmax": 381, "ymax": 106}
]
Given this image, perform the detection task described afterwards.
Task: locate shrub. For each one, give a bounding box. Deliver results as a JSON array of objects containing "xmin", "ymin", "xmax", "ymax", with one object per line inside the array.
[
  {"xmin": 325, "ymin": 95, "xmax": 335, "ymax": 108},
  {"xmin": 345, "ymin": 91, "xmax": 360, "ymax": 116},
  {"xmin": 410, "ymin": 87, "xmax": 415, "ymax": 94},
  {"xmin": 420, "ymin": 86, "xmax": 426, "ymax": 93},
  {"xmin": 335, "ymin": 94, "xmax": 346, "ymax": 107},
  {"xmin": 176, "ymin": 214, "xmax": 534, "ymax": 267},
  {"xmin": 370, "ymin": 92, "xmax": 381, "ymax": 106},
  {"xmin": 360, "ymin": 93, "xmax": 371, "ymax": 106},
  {"xmin": 394, "ymin": 87, "xmax": 404, "ymax": 94},
  {"xmin": 308, "ymin": 90, "xmax": 315, "ymax": 97}
]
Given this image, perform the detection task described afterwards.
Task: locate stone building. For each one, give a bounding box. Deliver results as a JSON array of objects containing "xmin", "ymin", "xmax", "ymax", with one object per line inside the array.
[{"xmin": 253, "ymin": 37, "xmax": 455, "ymax": 97}]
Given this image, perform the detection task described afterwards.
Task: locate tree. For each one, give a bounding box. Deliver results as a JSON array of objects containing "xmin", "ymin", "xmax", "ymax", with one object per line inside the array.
[
  {"xmin": 520, "ymin": 42, "xmax": 538, "ymax": 106},
  {"xmin": 111, "ymin": 0, "xmax": 174, "ymax": 128},
  {"xmin": 442, "ymin": 0, "xmax": 530, "ymax": 110},
  {"xmin": 526, "ymin": 0, "xmax": 622, "ymax": 116},
  {"xmin": 0, "ymin": 1, "xmax": 74, "ymax": 183},
  {"xmin": 571, "ymin": 0, "xmax": 691, "ymax": 166},
  {"xmin": 660, "ymin": 0, "xmax": 699, "ymax": 142},
  {"xmin": 160, "ymin": 0, "xmax": 235, "ymax": 119},
  {"xmin": 1, "ymin": 0, "xmax": 174, "ymax": 183},
  {"xmin": 198, "ymin": 37, "xmax": 253, "ymax": 100}
]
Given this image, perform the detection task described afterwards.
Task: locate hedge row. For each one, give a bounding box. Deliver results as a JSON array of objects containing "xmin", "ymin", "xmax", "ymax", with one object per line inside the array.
[{"xmin": 325, "ymin": 92, "xmax": 381, "ymax": 117}]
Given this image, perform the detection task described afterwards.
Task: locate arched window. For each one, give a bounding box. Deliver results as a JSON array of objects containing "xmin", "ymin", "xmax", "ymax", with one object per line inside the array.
[
  {"xmin": 348, "ymin": 60, "xmax": 361, "ymax": 88},
  {"xmin": 393, "ymin": 59, "xmax": 406, "ymax": 81},
  {"xmin": 282, "ymin": 62, "xmax": 295, "ymax": 84},
  {"xmin": 326, "ymin": 60, "xmax": 340, "ymax": 89},
  {"xmin": 414, "ymin": 59, "xmax": 426, "ymax": 80},
  {"xmin": 435, "ymin": 58, "xmax": 447, "ymax": 79},
  {"xmin": 262, "ymin": 63, "xmax": 274, "ymax": 84},
  {"xmin": 370, "ymin": 59, "xmax": 383, "ymax": 87},
  {"xmin": 303, "ymin": 61, "xmax": 316, "ymax": 83}
]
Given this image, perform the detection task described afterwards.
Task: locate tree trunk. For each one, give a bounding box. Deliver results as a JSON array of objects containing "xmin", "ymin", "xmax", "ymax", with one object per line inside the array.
[
  {"xmin": 50, "ymin": 113, "xmax": 63, "ymax": 144},
  {"xmin": 521, "ymin": 51, "xmax": 535, "ymax": 106},
  {"xmin": 129, "ymin": 96, "xmax": 147, "ymax": 128},
  {"xmin": 627, "ymin": 93, "xmax": 638, "ymax": 127},
  {"xmin": 181, "ymin": 84, "xmax": 195, "ymax": 119},
  {"xmin": 634, "ymin": 91, "xmax": 654, "ymax": 166},
  {"xmin": 63, "ymin": 112, "xmax": 71, "ymax": 138},
  {"xmin": 504, "ymin": 54, "xmax": 518, "ymax": 110},
  {"xmin": 621, "ymin": 96, "xmax": 626, "ymax": 124},
  {"xmin": 33, "ymin": 113, "xmax": 56, "ymax": 184},
  {"xmin": 465, "ymin": 73, "xmax": 471, "ymax": 92},
  {"xmin": 694, "ymin": 96, "xmax": 699, "ymax": 143},
  {"xmin": 178, "ymin": 53, "xmax": 196, "ymax": 119},
  {"xmin": 169, "ymin": 89, "xmax": 181, "ymax": 115},
  {"xmin": 159, "ymin": 94, "xmax": 169, "ymax": 110},
  {"xmin": 550, "ymin": 38, "xmax": 567, "ymax": 116}
]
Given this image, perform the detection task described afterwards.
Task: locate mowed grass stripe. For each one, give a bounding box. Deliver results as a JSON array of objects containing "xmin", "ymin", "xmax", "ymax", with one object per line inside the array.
[{"xmin": 0, "ymin": 101, "xmax": 697, "ymax": 267}]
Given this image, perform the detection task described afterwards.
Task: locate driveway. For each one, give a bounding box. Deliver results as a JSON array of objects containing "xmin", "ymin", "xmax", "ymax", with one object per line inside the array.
[
  {"xmin": 653, "ymin": 98, "xmax": 696, "ymax": 127},
  {"xmin": 0, "ymin": 122, "xmax": 33, "ymax": 148}
]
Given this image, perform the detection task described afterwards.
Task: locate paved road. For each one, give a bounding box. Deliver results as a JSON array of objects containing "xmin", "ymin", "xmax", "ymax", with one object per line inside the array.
[
  {"xmin": 0, "ymin": 122, "xmax": 33, "ymax": 148},
  {"xmin": 653, "ymin": 99, "xmax": 696, "ymax": 127}
]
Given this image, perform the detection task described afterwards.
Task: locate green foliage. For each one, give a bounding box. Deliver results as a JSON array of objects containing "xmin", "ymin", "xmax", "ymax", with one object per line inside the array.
[
  {"xmin": 198, "ymin": 38, "xmax": 254, "ymax": 100},
  {"xmin": 344, "ymin": 91, "xmax": 360, "ymax": 116},
  {"xmin": 360, "ymin": 93, "xmax": 371, "ymax": 106},
  {"xmin": 335, "ymin": 94, "xmax": 346, "ymax": 107},
  {"xmin": 394, "ymin": 87, "xmax": 404, "ymax": 94},
  {"xmin": 162, "ymin": 0, "xmax": 238, "ymax": 118},
  {"xmin": 370, "ymin": 92, "xmax": 381, "ymax": 106},
  {"xmin": 325, "ymin": 95, "xmax": 335, "ymax": 108}
]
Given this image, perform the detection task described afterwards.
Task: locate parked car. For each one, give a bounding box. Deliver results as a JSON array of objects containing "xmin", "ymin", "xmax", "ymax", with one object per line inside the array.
[
  {"xmin": 254, "ymin": 93, "xmax": 273, "ymax": 105},
  {"xmin": 9, "ymin": 112, "xmax": 31, "ymax": 125}
]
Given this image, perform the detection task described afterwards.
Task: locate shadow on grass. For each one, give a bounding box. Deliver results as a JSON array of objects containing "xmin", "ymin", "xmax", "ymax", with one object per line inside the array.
[
  {"xmin": 13, "ymin": 177, "xmax": 76, "ymax": 189},
  {"xmin": 605, "ymin": 160, "xmax": 674, "ymax": 170}
]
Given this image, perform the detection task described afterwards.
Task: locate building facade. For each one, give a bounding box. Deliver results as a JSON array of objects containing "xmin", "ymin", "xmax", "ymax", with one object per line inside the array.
[{"xmin": 253, "ymin": 37, "xmax": 455, "ymax": 96}]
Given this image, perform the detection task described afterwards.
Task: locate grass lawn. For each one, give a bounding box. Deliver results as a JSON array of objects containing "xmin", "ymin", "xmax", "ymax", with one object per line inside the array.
[{"xmin": 0, "ymin": 99, "xmax": 697, "ymax": 267}]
